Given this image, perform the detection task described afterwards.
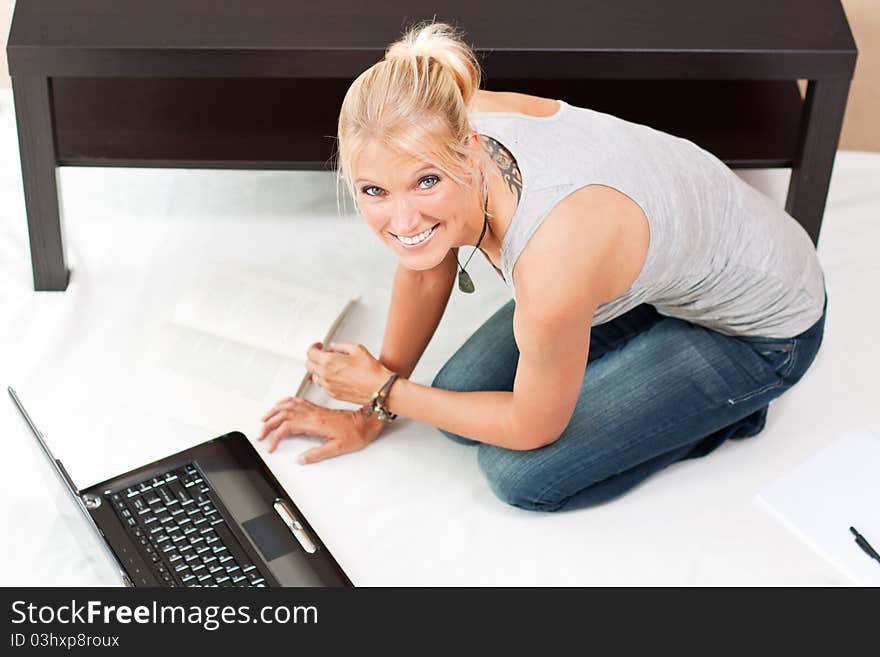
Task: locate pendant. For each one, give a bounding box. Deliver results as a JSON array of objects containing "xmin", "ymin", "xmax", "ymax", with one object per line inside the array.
[{"xmin": 457, "ymin": 270, "xmax": 475, "ymax": 293}]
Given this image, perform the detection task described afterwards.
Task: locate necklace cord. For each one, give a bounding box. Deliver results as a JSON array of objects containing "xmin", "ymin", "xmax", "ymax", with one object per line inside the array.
[{"xmin": 458, "ymin": 189, "xmax": 489, "ymax": 273}]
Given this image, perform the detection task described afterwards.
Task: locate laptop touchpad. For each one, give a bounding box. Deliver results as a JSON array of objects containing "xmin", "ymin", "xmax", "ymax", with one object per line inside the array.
[{"xmin": 242, "ymin": 512, "xmax": 299, "ymax": 562}]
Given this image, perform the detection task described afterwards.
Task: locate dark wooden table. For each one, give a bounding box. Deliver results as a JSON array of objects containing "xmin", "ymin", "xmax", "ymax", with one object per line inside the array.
[{"xmin": 6, "ymin": 0, "xmax": 857, "ymax": 291}]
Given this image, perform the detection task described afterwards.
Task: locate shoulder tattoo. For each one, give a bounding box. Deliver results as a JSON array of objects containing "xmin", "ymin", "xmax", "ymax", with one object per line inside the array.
[{"xmin": 480, "ymin": 135, "xmax": 523, "ymax": 203}]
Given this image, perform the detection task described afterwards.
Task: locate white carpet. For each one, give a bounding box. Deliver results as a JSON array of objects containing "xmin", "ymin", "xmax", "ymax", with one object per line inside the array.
[{"xmin": 1, "ymin": 88, "xmax": 878, "ymax": 586}]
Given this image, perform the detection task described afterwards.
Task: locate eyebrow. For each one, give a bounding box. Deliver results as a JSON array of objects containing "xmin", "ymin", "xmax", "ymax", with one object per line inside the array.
[{"xmin": 355, "ymin": 166, "xmax": 436, "ymax": 186}]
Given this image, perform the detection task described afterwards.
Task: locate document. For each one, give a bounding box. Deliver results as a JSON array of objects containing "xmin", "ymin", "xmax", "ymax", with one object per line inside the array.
[
  {"xmin": 754, "ymin": 430, "xmax": 880, "ymax": 585},
  {"xmin": 170, "ymin": 266, "xmax": 358, "ymax": 397},
  {"xmin": 125, "ymin": 263, "xmax": 359, "ymax": 435}
]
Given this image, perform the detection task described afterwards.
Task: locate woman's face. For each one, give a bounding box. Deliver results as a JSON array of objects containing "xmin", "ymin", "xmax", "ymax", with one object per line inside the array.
[{"xmin": 353, "ymin": 138, "xmax": 476, "ymax": 272}]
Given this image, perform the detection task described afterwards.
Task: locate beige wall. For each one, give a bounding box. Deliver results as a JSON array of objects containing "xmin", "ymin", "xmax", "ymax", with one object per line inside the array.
[{"xmin": 1, "ymin": 0, "xmax": 878, "ymax": 150}]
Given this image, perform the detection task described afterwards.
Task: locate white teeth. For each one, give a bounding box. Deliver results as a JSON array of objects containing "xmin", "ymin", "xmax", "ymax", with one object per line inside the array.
[{"xmin": 396, "ymin": 225, "xmax": 436, "ymax": 245}]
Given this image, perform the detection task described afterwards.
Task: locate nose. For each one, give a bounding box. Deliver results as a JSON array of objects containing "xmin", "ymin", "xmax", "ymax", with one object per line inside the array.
[{"xmin": 389, "ymin": 197, "xmax": 422, "ymax": 236}]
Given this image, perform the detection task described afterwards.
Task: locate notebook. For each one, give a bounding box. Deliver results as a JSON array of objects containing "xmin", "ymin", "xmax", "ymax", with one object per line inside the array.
[
  {"xmin": 125, "ymin": 264, "xmax": 360, "ymax": 434},
  {"xmin": 170, "ymin": 265, "xmax": 359, "ymax": 398},
  {"xmin": 754, "ymin": 430, "xmax": 880, "ymax": 585}
]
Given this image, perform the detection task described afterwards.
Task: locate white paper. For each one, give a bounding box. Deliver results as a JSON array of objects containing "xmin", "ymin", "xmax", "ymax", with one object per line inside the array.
[
  {"xmin": 121, "ymin": 264, "xmax": 358, "ymax": 437},
  {"xmin": 755, "ymin": 430, "xmax": 880, "ymax": 585},
  {"xmin": 171, "ymin": 265, "xmax": 355, "ymax": 361}
]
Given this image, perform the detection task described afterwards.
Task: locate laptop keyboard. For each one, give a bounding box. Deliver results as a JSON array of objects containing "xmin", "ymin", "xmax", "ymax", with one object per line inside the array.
[{"xmin": 105, "ymin": 462, "xmax": 270, "ymax": 587}]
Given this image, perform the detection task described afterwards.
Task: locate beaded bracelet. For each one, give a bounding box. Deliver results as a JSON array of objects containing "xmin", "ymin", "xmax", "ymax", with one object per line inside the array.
[{"xmin": 361, "ymin": 372, "xmax": 399, "ymax": 421}]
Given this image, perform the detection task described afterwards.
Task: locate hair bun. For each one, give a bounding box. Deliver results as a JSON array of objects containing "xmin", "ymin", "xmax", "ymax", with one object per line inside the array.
[
  {"xmin": 383, "ymin": 21, "xmax": 481, "ymax": 106},
  {"xmin": 385, "ymin": 32, "xmax": 437, "ymax": 62}
]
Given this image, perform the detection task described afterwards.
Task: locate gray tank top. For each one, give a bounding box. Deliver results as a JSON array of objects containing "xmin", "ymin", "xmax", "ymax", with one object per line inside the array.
[{"xmin": 468, "ymin": 99, "xmax": 826, "ymax": 339}]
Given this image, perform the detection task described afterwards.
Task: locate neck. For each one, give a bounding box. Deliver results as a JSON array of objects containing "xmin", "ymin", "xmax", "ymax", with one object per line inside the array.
[{"xmin": 468, "ymin": 168, "xmax": 505, "ymax": 263}]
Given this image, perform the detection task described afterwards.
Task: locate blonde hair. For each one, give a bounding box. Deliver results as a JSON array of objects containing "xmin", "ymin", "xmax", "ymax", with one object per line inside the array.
[{"xmin": 333, "ymin": 20, "xmax": 492, "ymax": 218}]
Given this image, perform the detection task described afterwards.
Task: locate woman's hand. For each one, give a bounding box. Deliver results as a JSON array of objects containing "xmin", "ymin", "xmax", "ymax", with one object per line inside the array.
[
  {"xmin": 258, "ymin": 397, "xmax": 381, "ymax": 464},
  {"xmin": 305, "ymin": 341, "xmax": 393, "ymax": 405}
]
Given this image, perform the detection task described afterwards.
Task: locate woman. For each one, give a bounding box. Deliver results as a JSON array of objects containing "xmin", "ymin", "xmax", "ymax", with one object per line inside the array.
[{"xmin": 258, "ymin": 21, "xmax": 827, "ymax": 512}]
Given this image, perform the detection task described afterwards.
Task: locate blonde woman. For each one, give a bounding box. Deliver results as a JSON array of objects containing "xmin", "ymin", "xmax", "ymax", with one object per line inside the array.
[{"xmin": 258, "ymin": 21, "xmax": 827, "ymax": 512}]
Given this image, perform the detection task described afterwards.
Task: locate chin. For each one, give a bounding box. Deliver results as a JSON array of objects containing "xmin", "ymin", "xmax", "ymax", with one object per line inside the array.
[
  {"xmin": 399, "ymin": 246, "xmax": 447, "ymax": 272},
  {"xmin": 403, "ymin": 257, "xmax": 445, "ymax": 272}
]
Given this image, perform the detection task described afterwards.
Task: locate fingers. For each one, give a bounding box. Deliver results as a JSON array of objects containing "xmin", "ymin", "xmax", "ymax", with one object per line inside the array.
[
  {"xmin": 299, "ymin": 439, "xmax": 348, "ymax": 465},
  {"xmin": 307, "ymin": 342, "xmax": 332, "ymax": 364},
  {"xmin": 260, "ymin": 399, "xmax": 300, "ymax": 430},
  {"xmin": 258, "ymin": 401, "xmax": 366, "ymax": 465},
  {"xmin": 263, "ymin": 407, "xmax": 313, "ymax": 448},
  {"xmin": 268, "ymin": 418, "xmax": 314, "ymax": 454},
  {"xmin": 326, "ymin": 341, "xmax": 359, "ymax": 355},
  {"xmin": 258, "ymin": 398, "xmax": 320, "ymax": 449},
  {"xmin": 306, "ymin": 344, "xmax": 345, "ymax": 387},
  {"xmin": 261, "ymin": 395, "xmax": 297, "ymax": 422},
  {"xmin": 268, "ymin": 423, "xmax": 290, "ymax": 454},
  {"xmin": 257, "ymin": 409, "xmax": 286, "ymax": 441}
]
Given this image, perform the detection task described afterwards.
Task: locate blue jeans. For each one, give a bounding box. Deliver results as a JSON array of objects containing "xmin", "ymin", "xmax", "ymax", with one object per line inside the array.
[{"xmin": 432, "ymin": 293, "xmax": 827, "ymax": 512}]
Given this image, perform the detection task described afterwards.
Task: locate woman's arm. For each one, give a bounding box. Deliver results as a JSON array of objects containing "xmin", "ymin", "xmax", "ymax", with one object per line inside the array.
[
  {"xmin": 360, "ymin": 247, "xmax": 459, "ymax": 438},
  {"xmin": 380, "ymin": 283, "xmax": 599, "ymax": 450},
  {"xmin": 379, "ymin": 199, "xmax": 622, "ymax": 450},
  {"xmin": 304, "ymin": 194, "xmax": 626, "ymax": 453}
]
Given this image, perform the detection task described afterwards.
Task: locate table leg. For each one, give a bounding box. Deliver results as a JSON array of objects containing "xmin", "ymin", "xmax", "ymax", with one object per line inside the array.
[
  {"xmin": 785, "ymin": 77, "xmax": 853, "ymax": 248},
  {"xmin": 11, "ymin": 76, "xmax": 69, "ymax": 291}
]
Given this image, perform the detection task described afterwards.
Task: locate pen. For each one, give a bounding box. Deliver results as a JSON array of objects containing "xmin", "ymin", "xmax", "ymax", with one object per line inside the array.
[{"xmin": 849, "ymin": 526, "xmax": 880, "ymax": 565}]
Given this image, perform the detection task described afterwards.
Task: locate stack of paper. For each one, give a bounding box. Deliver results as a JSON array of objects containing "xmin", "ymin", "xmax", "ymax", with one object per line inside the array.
[{"xmin": 755, "ymin": 430, "xmax": 880, "ymax": 585}]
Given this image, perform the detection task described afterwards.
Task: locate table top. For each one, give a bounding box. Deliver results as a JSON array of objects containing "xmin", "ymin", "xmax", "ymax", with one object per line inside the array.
[
  {"xmin": 8, "ymin": 0, "xmax": 856, "ymax": 52},
  {"xmin": 7, "ymin": 0, "xmax": 856, "ymax": 78}
]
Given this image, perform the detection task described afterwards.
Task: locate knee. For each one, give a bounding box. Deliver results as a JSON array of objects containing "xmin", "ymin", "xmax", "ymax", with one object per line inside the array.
[
  {"xmin": 476, "ymin": 445, "xmax": 568, "ymax": 512},
  {"xmin": 431, "ymin": 355, "xmax": 470, "ymax": 392},
  {"xmin": 431, "ymin": 361, "xmax": 454, "ymax": 391},
  {"xmin": 430, "ymin": 364, "xmax": 482, "ymax": 446}
]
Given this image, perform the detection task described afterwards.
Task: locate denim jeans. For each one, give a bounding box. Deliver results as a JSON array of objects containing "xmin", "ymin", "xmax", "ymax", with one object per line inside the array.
[{"xmin": 432, "ymin": 293, "xmax": 827, "ymax": 512}]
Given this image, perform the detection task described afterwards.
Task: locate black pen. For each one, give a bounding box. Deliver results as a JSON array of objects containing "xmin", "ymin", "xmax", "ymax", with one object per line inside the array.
[{"xmin": 849, "ymin": 526, "xmax": 880, "ymax": 565}]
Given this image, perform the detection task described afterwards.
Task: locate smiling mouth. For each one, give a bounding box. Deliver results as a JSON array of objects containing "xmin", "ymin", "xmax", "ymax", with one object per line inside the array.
[{"xmin": 392, "ymin": 223, "xmax": 440, "ymax": 246}]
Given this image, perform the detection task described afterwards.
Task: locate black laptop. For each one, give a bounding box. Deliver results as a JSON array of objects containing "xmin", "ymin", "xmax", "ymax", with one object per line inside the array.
[{"xmin": 8, "ymin": 386, "xmax": 352, "ymax": 587}]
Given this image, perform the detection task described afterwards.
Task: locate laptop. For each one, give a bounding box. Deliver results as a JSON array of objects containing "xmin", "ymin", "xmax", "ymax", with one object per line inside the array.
[{"xmin": 8, "ymin": 386, "xmax": 352, "ymax": 588}]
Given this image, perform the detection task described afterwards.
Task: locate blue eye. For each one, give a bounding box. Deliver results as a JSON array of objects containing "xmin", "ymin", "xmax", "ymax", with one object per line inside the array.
[{"xmin": 360, "ymin": 175, "xmax": 439, "ymax": 197}]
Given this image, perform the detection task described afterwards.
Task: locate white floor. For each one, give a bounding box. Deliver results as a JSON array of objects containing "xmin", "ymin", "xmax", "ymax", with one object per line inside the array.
[{"xmin": 1, "ymin": 89, "xmax": 878, "ymax": 586}]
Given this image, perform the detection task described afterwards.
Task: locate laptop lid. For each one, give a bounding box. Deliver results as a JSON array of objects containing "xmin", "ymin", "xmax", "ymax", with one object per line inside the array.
[{"xmin": 8, "ymin": 386, "xmax": 132, "ymax": 586}]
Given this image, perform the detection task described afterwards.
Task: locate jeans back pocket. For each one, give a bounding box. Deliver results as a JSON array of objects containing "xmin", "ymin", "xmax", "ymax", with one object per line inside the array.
[
  {"xmin": 744, "ymin": 340, "xmax": 794, "ymax": 354},
  {"xmin": 727, "ymin": 337, "xmax": 798, "ymax": 405}
]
